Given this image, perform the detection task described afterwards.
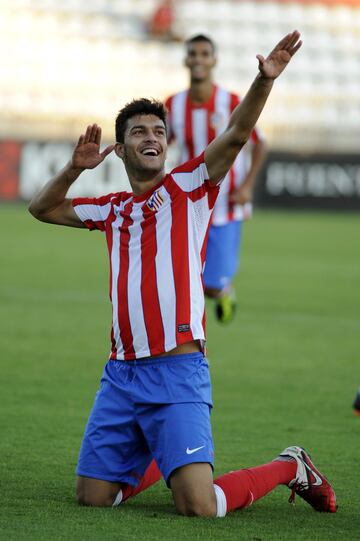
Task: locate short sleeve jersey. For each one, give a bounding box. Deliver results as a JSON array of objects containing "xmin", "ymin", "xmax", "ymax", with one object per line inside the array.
[
  {"xmin": 72, "ymin": 153, "xmax": 218, "ymax": 361},
  {"xmin": 165, "ymin": 84, "xmax": 264, "ymax": 225}
]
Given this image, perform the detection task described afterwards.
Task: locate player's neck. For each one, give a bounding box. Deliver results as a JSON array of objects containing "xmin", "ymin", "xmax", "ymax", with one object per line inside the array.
[
  {"xmin": 189, "ymin": 79, "xmax": 214, "ymax": 104},
  {"xmin": 128, "ymin": 168, "xmax": 165, "ymax": 197}
]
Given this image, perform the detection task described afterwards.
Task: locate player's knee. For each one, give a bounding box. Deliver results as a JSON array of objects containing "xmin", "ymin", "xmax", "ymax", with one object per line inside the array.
[
  {"xmin": 175, "ymin": 494, "xmax": 217, "ymax": 517},
  {"xmin": 76, "ymin": 480, "xmax": 118, "ymax": 507},
  {"xmin": 76, "ymin": 488, "xmax": 115, "ymax": 507}
]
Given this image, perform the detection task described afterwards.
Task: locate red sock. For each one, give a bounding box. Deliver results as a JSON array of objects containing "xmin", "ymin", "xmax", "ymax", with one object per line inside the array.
[
  {"xmin": 214, "ymin": 460, "xmax": 296, "ymax": 512},
  {"xmin": 121, "ymin": 460, "xmax": 162, "ymax": 501}
]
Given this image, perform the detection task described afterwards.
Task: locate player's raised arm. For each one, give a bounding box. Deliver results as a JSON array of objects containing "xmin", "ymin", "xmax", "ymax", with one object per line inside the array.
[
  {"xmin": 204, "ymin": 31, "xmax": 302, "ymax": 186},
  {"xmin": 28, "ymin": 124, "xmax": 115, "ymax": 227}
]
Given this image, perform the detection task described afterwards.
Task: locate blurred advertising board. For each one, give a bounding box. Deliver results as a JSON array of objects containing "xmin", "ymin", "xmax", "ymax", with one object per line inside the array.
[{"xmin": 255, "ymin": 152, "xmax": 360, "ymax": 210}]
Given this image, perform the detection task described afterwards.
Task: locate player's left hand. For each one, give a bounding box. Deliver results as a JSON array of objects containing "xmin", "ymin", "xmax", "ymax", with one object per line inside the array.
[{"xmin": 257, "ymin": 30, "xmax": 302, "ymax": 80}]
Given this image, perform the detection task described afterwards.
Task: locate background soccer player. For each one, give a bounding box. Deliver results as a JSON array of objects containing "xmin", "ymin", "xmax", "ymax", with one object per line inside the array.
[
  {"xmin": 165, "ymin": 34, "xmax": 267, "ymax": 323},
  {"xmin": 28, "ymin": 32, "xmax": 336, "ymax": 517}
]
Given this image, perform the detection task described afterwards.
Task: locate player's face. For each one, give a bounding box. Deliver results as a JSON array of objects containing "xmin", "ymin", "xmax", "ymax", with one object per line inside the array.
[
  {"xmin": 185, "ymin": 41, "xmax": 216, "ymax": 82},
  {"xmin": 117, "ymin": 114, "xmax": 167, "ymax": 176}
]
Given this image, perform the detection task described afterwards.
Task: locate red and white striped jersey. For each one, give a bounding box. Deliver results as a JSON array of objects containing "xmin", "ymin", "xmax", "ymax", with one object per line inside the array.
[
  {"xmin": 165, "ymin": 84, "xmax": 264, "ymax": 225},
  {"xmin": 72, "ymin": 153, "xmax": 218, "ymax": 361}
]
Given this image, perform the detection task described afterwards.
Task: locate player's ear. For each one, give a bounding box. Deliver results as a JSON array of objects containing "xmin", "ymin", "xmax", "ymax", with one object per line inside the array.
[
  {"xmin": 115, "ymin": 142, "xmax": 124, "ymax": 159},
  {"xmin": 184, "ymin": 46, "xmax": 192, "ymax": 68}
]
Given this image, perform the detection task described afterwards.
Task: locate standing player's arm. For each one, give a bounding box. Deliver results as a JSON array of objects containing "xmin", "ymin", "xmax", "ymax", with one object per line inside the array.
[
  {"xmin": 28, "ymin": 124, "xmax": 114, "ymax": 227},
  {"xmin": 204, "ymin": 31, "xmax": 301, "ymax": 186},
  {"xmin": 229, "ymin": 138, "xmax": 267, "ymax": 205}
]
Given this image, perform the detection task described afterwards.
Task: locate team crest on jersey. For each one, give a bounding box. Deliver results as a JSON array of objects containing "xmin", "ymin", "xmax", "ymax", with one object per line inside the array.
[
  {"xmin": 146, "ymin": 189, "xmax": 164, "ymax": 212},
  {"xmin": 210, "ymin": 112, "xmax": 226, "ymax": 131}
]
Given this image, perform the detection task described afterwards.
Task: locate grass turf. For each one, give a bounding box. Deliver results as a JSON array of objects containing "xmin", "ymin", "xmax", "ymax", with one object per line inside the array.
[{"xmin": 0, "ymin": 204, "xmax": 359, "ymax": 540}]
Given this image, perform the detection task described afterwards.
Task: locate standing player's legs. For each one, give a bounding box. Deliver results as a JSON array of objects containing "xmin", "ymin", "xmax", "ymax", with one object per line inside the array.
[{"xmin": 203, "ymin": 221, "xmax": 242, "ymax": 323}]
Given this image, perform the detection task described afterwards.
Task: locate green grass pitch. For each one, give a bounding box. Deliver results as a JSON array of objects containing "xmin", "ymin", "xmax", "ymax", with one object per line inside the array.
[{"xmin": 1, "ymin": 204, "xmax": 359, "ymax": 540}]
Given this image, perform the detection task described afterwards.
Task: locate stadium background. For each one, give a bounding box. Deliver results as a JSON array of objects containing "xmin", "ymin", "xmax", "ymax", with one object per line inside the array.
[
  {"xmin": 1, "ymin": 0, "xmax": 360, "ymax": 209},
  {"xmin": 1, "ymin": 1, "xmax": 359, "ymax": 540}
]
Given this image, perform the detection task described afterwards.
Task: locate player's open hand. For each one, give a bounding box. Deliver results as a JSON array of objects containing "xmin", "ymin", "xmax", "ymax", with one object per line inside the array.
[
  {"xmin": 256, "ymin": 30, "xmax": 302, "ymax": 80},
  {"xmin": 71, "ymin": 124, "xmax": 115, "ymax": 170}
]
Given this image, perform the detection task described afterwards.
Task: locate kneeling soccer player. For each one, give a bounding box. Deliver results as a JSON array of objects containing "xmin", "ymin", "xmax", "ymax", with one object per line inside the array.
[{"xmin": 29, "ymin": 31, "xmax": 336, "ymax": 516}]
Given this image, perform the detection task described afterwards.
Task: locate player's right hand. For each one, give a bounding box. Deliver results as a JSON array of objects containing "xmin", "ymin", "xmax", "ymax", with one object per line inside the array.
[
  {"xmin": 229, "ymin": 184, "xmax": 252, "ymax": 205},
  {"xmin": 71, "ymin": 124, "xmax": 115, "ymax": 170}
]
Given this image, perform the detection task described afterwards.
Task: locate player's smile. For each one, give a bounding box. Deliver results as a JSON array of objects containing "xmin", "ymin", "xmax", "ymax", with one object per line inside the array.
[
  {"xmin": 139, "ymin": 143, "xmax": 161, "ymax": 159},
  {"xmin": 136, "ymin": 141, "xmax": 164, "ymax": 167},
  {"xmin": 140, "ymin": 147, "xmax": 160, "ymax": 156}
]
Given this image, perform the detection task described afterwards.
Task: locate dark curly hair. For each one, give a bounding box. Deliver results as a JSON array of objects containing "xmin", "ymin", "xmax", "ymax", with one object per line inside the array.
[
  {"xmin": 185, "ymin": 34, "xmax": 216, "ymax": 54},
  {"xmin": 115, "ymin": 98, "xmax": 167, "ymax": 143}
]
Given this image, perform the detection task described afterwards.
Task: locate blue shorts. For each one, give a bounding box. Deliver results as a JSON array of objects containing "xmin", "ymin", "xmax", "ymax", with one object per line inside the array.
[
  {"xmin": 203, "ymin": 221, "xmax": 242, "ymax": 290},
  {"xmin": 76, "ymin": 352, "xmax": 214, "ymax": 487}
]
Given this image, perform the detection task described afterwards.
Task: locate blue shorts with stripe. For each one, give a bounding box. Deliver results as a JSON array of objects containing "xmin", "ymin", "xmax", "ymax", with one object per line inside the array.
[
  {"xmin": 203, "ymin": 220, "xmax": 242, "ymax": 290},
  {"xmin": 76, "ymin": 352, "xmax": 214, "ymax": 487}
]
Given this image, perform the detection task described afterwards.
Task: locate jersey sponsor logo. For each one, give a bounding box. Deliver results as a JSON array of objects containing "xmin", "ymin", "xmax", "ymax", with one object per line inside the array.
[
  {"xmin": 146, "ymin": 189, "xmax": 164, "ymax": 212},
  {"xmin": 178, "ymin": 323, "xmax": 190, "ymax": 333},
  {"xmin": 186, "ymin": 445, "xmax": 205, "ymax": 455}
]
